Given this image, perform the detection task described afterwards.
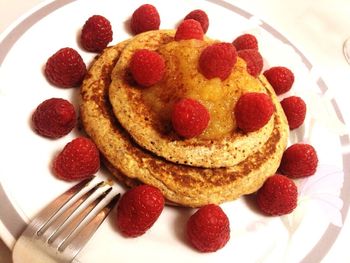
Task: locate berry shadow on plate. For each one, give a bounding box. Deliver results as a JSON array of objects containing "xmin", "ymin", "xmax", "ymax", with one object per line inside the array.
[
  {"xmin": 171, "ymin": 206, "xmax": 195, "ymax": 246},
  {"xmin": 242, "ymin": 194, "xmax": 263, "ymax": 215}
]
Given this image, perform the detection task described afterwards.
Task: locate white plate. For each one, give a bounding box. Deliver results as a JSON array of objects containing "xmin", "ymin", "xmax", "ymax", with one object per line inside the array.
[{"xmin": 0, "ymin": 0, "xmax": 349, "ymax": 262}]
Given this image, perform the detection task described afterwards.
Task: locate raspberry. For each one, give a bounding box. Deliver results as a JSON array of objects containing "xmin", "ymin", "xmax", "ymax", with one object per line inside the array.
[
  {"xmin": 32, "ymin": 98, "xmax": 76, "ymax": 138},
  {"xmin": 237, "ymin": 49, "xmax": 263, "ymax": 77},
  {"xmin": 130, "ymin": 4, "xmax": 160, "ymax": 34},
  {"xmin": 279, "ymin": 143, "xmax": 318, "ymax": 178},
  {"xmin": 184, "ymin": 9, "xmax": 209, "ymax": 33},
  {"xmin": 263, "ymin": 66, "xmax": 294, "ymax": 95},
  {"xmin": 234, "ymin": 92, "xmax": 275, "ymax": 132},
  {"xmin": 45, "ymin": 47, "xmax": 86, "ymax": 88},
  {"xmin": 232, "ymin": 33, "xmax": 258, "ymax": 51},
  {"xmin": 281, "ymin": 96, "xmax": 306, "ymax": 129},
  {"xmin": 53, "ymin": 137, "xmax": 100, "ymax": 181},
  {"xmin": 199, "ymin": 42, "xmax": 237, "ymax": 80},
  {"xmin": 129, "ymin": 49, "xmax": 165, "ymax": 87},
  {"xmin": 256, "ymin": 174, "xmax": 298, "ymax": 216},
  {"xmin": 80, "ymin": 15, "xmax": 113, "ymax": 52},
  {"xmin": 171, "ymin": 98, "xmax": 210, "ymax": 138},
  {"xmin": 187, "ymin": 204, "xmax": 230, "ymax": 252},
  {"xmin": 175, "ymin": 19, "xmax": 204, "ymax": 41},
  {"xmin": 116, "ymin": 185, "xmax": 164, "ymax": 237}
]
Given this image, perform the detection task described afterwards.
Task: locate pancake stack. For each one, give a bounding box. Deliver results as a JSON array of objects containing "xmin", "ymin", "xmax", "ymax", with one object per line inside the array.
[{"xmin": 80, "ymin": 30, "xmax": 289, "ymax": 207}]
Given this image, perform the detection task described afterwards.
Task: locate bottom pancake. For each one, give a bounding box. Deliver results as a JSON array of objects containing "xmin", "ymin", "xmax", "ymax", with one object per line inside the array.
[
  {"xmin": 102, "ymin": 155, "xmax": 141, "ymax": 188},
  {"xmin": 80, "ymin": 41, "xmax": 289, "ymax": 207}
]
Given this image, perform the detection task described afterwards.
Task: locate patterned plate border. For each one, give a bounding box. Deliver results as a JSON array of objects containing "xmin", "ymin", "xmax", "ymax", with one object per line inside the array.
[{"xmin": 0, "ymin": 1, "xmax": 349, "ymax": 262}]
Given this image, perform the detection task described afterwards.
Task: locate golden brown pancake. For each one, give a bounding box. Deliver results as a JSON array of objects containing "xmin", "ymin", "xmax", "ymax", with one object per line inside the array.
[
  {"xmin": 108, "ymin": 30, "xmax": 277, "ymax": 168},
  {"xmin": 80, "ymin": 39, "xmax": 289, "ymax": 207},
  {"xmin": 79, "ymin": 42, "xmax": 140, "ymax": 188}
]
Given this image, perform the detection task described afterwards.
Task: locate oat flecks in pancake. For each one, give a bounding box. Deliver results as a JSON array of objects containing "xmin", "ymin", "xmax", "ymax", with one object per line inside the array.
[
  {"xmin": 108, "ymin": 30, "xmax": 277, "ymax": 168},
  {"xmin": 80, "ymin": 37, "xmax": 289, "ymax": 207}
]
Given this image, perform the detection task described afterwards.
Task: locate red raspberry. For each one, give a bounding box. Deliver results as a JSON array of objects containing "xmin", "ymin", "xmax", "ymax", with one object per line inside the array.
[
  {"xmin": 232, "ymin": 33, "xmax": 258, "ymax": 51},
  {"xmin": 53, "ymin": 137, "xmax": 100, "ymax": 181},
  {"xmin": 171, "ymin": 98, "xmax": 210, "ymax": 138},
  {"xmin": 263, "ymin": 66, "xmax": 294, "ymax": 95},
  {"xmin": 80, "ymin": 15, "xmax": 113, "ymax": 52},
  {"xmin": 32, "ymin": 98, "xmax": 76, "ymax": 138},
  {"xmin": 199, "ymin": 42, "xmax": 237, "ymax": 80},
  {"xmin": 116, "ymin": 185, "xmax": 165, "ymax": 237},
  {"xmin": 187, "ymin": 204, "xmax": 230, "ymax": 252},
  {"xmin": 234, "ymin": 92, "xmax": 275, "ymax": 132},
  {"xmin": 130, "ymin": 4, "xmax": 160, "ymax": 34},
  {"xmin": 256, "ymin": 174, "xmax": 298, "ymax": 216},
  {"xmin": 184, "ymin": 9, "xmax": 209, "ymax": 33},
  {"xmin": 281, "ymin": 96, "xmax": 306, "ymax": 129},
  {"xmin": 45, "ymin": 47, "xmax": 86, "ymax": 88},
  {"xmin": 175, "ymin": 19, "xmax": 204, "ymax": 41},
  {"xmin": 129, "ymin": 49, "xmax": 165, "ymax": 87},
  {"xmin": 279, "ymin": 143, "xmax": 318, "ymax": 178},
  {"xmin": 237, "ymin": 49, "xmax": 263, "ymax": 77}
]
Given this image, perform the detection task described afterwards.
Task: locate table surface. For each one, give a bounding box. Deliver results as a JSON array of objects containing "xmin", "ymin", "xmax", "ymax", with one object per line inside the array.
[{"xmin": 1, "ymin": 0, "xmax": 350, "ymax": 262}]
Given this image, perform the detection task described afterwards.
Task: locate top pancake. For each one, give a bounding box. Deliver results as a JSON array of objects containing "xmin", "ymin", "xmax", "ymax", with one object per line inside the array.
[
  {"xmin": 81, "ymin": 40, "xmax": 289, "ymax": 207},
  {"xmin": 109, "ymin": 30, "xmax": 276, "ymax": 168}
]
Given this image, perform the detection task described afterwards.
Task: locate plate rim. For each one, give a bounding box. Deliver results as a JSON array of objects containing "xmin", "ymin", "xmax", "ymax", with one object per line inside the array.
[{"xmin": 0, "ymin": 1, "xmax": 349, "ymax": 262}]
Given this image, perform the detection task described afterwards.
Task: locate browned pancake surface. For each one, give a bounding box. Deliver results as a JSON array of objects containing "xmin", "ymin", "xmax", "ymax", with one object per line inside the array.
[
  {"xmin": 80, "ymin": 40, "xmax": 289, "ymax": 207},
  {"xmin": 108, "ymin": 30, "xmax": 276, "ymax": 168}
]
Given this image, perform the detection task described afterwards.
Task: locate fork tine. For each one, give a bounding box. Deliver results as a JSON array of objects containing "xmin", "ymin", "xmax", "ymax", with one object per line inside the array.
[
  {"xmin": 59, "ymin": 193, "xmax": 121, "ymax": 259},
  {"xmin": 49, "ymin": 186, "xmax": 112, "ymax": 247},
  {"xmin": 14, "ymin": 179, "xmax": 120, "ymax": 263},
  {"xmin": 27, "ymin": 178, "xmax": 94, "ymax": 236},
  {"xmin": 37, "ymin": 180, "xmax": 104, "ymax": 239}
]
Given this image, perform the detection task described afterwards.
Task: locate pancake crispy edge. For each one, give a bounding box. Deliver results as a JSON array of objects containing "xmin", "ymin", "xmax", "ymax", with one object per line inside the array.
[
  {"xmin": 108, "ymin": 30, "xmax": 276, "ymax": 168},
  {"xmin": 80, "ymin": 39, "xmax": 289, "ymax": 207},
  {"xmin": 80, "ymin": 41, "xmax": 140, "ymax": 188}
]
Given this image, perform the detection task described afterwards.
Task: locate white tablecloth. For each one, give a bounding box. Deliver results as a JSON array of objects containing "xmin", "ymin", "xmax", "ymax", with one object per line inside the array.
[{"xmin": 1, "ymin": 0, "xmax": 349, "ymax": 262}]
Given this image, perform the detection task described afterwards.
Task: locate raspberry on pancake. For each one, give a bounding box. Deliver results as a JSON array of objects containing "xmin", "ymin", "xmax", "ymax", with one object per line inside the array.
[
  {"xmin": 198, "ymin": 42, "xmax": 237, "ymax": 80},
  {"xmin": 175, "ymin": 19, "xmax": 204, "ymax": 41},
  {"xmin": 129, "ymin": 49, "xmax": 165, "ymax": 87},
  {"xmin": 232, "ymin": 33, "xmax": 258, "ymax": 51},
  {"xmin": 263, "ymin": 66, "xmax": 294, "ymax": 95},
  {"xmin": 237, "ymin": 49, "xmax": 263, "ymax": 77},
  {"xmin": 171, "ymin": 98, "xmax": 210, "ymax": 138},
  {"xmin": 234, "ymin": 92, "xmax": 275, "ymax": 132},
  {"xmin": 184, "ymin": 9, "xmax": 209, "ymax": 33}
]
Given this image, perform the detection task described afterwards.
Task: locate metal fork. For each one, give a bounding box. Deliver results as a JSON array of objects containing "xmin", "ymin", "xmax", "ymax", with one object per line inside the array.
[{"xmin": 12, "ymin": 178, "xmax": 120, "ymax": 263}]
